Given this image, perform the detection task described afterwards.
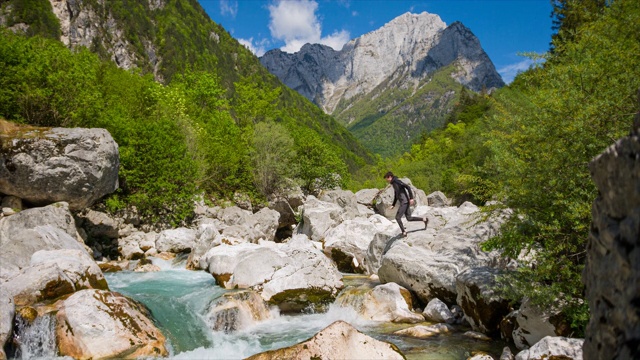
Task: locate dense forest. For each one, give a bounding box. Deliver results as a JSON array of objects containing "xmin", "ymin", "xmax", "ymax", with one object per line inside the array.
[{"xmin": 355, "ymin": 0, "xmax": 638, "ymax": 334}]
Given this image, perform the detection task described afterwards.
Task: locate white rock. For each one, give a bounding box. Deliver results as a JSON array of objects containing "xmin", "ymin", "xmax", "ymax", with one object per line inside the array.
[
  {"xmin": 247, "ymin": 321, "xmax": 404, "ymax": 360},
  {"xmin": 422, "ymin": 298, "xmax": 454, "ymax": 323},
  {"xmin": 0, "ymin": 125, "xmax": 119, "ymax": 210},
  {"xmin": 393, "ymin": 323, "xmax": 453, "ymax": 338},
  {"xmin": 55, "ymin": 289, "xmax": 168, "ymax": 359},
  {"xmin": 323, "ymin": 218, "xmax": 382, "ymax": 273},
  {"xmin": 118, "ymin": 232, "xmax": 145, "ymax": 260},
  {"xmin": 0, "ymin": 203, "xmax": 87, "ymax": 281},
  {"xmin": 204, "ymin": 290, "xmax": 273, "ymax": 333},
  {"xmin": 0, "ymin": 293, "xmax": 14, "ymax": 360},
  {"xmin": 297, "ymin": 196, "xmax": 350, "ymax": 241},
  {"xmin": 201, "ymin": 240, "xmax": 343, "ymax": 312},
  {"xmin": 335, "ymin": 282, "xmax": 423, "ymax": 323},
  {"xmin": 155, "ymin": 227, "xmax": 197, "ymax": 253},
  {"xmin": 511, "ymin": 299, "xmax": 562, "ymax": 350},
  {"xmin": 515, "ymin": 336, "xmax": 584, "ymax": 360},
  {"xmin": 355, "ymin": 188, "xmax": 380, "ymax": 206}
]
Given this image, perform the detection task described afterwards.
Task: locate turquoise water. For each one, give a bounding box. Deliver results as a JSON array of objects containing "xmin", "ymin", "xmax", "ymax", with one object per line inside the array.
[{"xmin": 103, "ymin": 258, "xmax": 509, "ymax": 359}]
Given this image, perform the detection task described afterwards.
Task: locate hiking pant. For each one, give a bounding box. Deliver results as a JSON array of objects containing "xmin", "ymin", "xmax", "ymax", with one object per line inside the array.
[{"xmin": 395, "ymin": 201, "xmax": 423, "ymax": 233}]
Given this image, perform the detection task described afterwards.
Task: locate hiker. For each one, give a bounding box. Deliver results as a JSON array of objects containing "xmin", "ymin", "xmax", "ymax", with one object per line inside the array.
[{"xmin": 384, "ymin": 171, "xmax": 428, "ymax": 237}]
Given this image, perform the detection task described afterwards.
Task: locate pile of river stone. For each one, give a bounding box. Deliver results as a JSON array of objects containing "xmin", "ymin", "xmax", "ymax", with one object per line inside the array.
[{"xmin": 0, "ymin": 121, "xmax": 605, "ymax": 360}]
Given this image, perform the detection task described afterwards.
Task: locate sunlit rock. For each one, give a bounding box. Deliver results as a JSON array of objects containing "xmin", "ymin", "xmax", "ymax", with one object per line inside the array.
[
  {"xmin": 335, "ymin": 282, "xmax": 423, "ymax": 323},
  {"xmin": 247, "ymin": 320, "xmax": 404, "ymax": 360},
  {"xmin": 0, "ymin": 122, "xmax": 119, "ymax": 210},
  {"xmin": 515, "ymin": 336, "xmax": 583, "ymax": 360},
  {"xmin": 0, "ymin": 202, "xmax": 86, "ymax": 281},
  {"xmin": 55, "ymin": 289, "xmax": 168, "ymax": 359},
  {"xmin": 204, "ymin": 290, "xmax": 273, "ymax": 333},
  {"xmin": 393, "ymin": 323, "xmax": 453, "ymax": 338}
]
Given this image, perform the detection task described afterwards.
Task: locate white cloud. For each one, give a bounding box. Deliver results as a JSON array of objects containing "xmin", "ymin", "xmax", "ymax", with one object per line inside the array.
[
  {"xmin": 238, "ymin": 37, "xmax": 269, "ymax": 57},
  {"xmin": 268, "ymin": 0, "xmax": 350, "ymax": 53},
  {"xmin": 220, "ymin": 0, "xmax": 238, "ymax": 18},
  {"xmin": 498, "ymin": 58, "xmax": 540, "ymax": 84},
  {"xmin": 352, "ymin": 11, "xmax": 358, "ymax": 17}
]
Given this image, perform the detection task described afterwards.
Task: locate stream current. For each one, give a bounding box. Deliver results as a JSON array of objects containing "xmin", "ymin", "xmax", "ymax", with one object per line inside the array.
[{"xmin": 14, "ymin": 256, "xmax": 509, "ymax": 359}]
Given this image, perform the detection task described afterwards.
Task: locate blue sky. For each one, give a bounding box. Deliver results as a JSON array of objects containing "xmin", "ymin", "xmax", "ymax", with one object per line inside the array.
[{"xmin": 199, "ymin": 0, "xmax": 553, "ymax": 83}]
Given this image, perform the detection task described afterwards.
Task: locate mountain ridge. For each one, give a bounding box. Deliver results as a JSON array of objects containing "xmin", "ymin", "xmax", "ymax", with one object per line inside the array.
[{"xmin": 260, "ymin": 11, "xmax": 504, "ymax": 156}]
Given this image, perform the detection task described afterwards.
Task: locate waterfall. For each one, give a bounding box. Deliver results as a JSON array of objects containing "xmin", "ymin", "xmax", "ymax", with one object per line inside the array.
[{"xmin": 14, "ymin": 314, "xmax": 57, "ymax": 360}]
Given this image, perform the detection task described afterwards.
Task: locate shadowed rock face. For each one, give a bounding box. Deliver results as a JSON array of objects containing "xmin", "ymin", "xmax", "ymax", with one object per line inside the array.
[
  {"xmin": 0, "ymin": 121, "xmax": 119, "ymax": 210},
  {"xmin": 260, "ymin": 13, "xmax": 504, "ymax": 115},
  {"xmin": 583, "ymin": 118, "xmax": 640, "ymax": 359}
]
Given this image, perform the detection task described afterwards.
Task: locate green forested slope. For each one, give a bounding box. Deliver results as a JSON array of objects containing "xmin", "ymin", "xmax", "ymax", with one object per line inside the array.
[
  {"xmin": 335, "ymin": 65, "xmax": 461, "ymax": 157},
  {"xmin": 0, "ymin": 0, "xmax": 374, "ymax": 225},
  {"xmin": 364, "ymin": 0, "xmax": 640, "ymax": 334}
]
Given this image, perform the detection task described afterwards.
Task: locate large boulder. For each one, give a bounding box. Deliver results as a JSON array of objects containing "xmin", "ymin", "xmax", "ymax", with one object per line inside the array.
[
  {"xmin": 375, "ymin": 202, "xmax": 506, "ymax": 304},
  {"xmin": 323, "ymin": 217, "xmax": 394, "ymax": 273},
  {"xmin": 118, "ymin": 232, "xmax": 146, "ymax": 260},
  {"xmin": 155, "ymin": 227, "xmax": 196, "ymax": 253},
  {"xmin": 247, "ymin": 321, "xmax": 404, "ymax": 360},
  {"xmin": 230, "ymin": 207, "xmax": 280, "ymax": 242},
  {"xmin": 355, "ymin": 188, "xmax": 380, "ymax": 207},
  {"xmin": 0, "ymin": 293, "xmax": 14, "ymax": 360},
  {"xmin": 55, "ymin": 289, "xmax": 168, "ymax": 359},
  {"xmin": 508, "ymin": 299, "xmax": 570, "ymax": 350},
  {"xmin": 0, "ymin": 202, "xmax": 87, "ymax": 281},
  {"xmin": 204, "ymin": 290, "xmax": 273, "ymax": 333},
  {"xmin": 426, "ymin": 191, "xmax": 449, "ymax": 207},
  {"xmin": 583, "ymin": 123, "xmax": 640, "ymax": 359},
  {"xmin": 268, "ymin": 197, "xmax": 297, "ymax": 228},
  {"xmin": 201, "ymin": 237, "xmax": 343, "ymax": 312},
  {"xmin": 335, "ymin": 282, "xmax": 424, "ymax": 323},
  {"xmin": 297, "ymin": 196, "xmax": 353, "ymax": 241},
  {"xmin": 318, "ymin": 189, "xmax": 360, "ymax": 218},
  {"xmin": 515, "ymin": 336, "xmax": 583, "ymax": 360},
  {"xmin": 0, "ymin": 121, "xmax": 119, "ymax": 210},
  {"xmin": 76, "ymin": 209, "xmax": 119, "ymax": 239},
  {"xmin": 187, "ymin": 222, "xmax": 222, "ymax": 270},
  {"xmin": 1, "ymin": 249, "xmax": 107, "ymax": 306},
  {"xmin": 455, "ymin": 267, "xmax": 511, "ymax": 337},
  {"xmin": 422, "ymin": 298, "xmax": 454, "ymax": 323}
]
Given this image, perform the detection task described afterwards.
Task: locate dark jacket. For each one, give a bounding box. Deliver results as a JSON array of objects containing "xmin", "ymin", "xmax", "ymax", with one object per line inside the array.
[{"xmin": 390, "ymin": 177, "xmax": 414, "ymax": 206}]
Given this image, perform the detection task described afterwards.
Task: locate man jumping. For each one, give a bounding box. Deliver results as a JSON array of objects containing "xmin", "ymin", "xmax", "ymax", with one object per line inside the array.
[{"xmin": 384, "ymin": 171, "xmax": 428, "ymax": 237}]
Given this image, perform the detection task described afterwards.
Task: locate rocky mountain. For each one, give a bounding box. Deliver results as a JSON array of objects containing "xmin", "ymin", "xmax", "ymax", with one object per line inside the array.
[{"xmin": 260, "ymin": 12, "xmax": 504, "ymax": 156}]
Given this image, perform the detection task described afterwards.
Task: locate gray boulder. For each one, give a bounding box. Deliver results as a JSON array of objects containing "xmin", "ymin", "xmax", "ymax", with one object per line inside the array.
[
  {"xmin": 422, "ymin": 298, "xmax": 454, "ymax": 323},
  {"xmin": 583, "ymin": 124, "xmax": 640, "ymax": 359},
  {"xmin": 55, "ymin": 289, "xmax": 168, "ymax": 359},
  {"xmin": 204, "ymin": 290, "xmax": 273, "ymax": 333},
  {"xmin": 201, "ymin": 237, "xmax": 343, "ymax": 312},
  {"xmin": 0, "ymin": 202, "xmax": 87, "ymax": 281},
  {"xmin": 509, "ymin": 299, "xmax": 569, "ymax": 350},
  {"xmin": 323, "ymin": 217, "xmax": 394, "ymax": 273},
  {"xmin": 456, "ymin": 267, "xmax": 511, "ymax": 337},
  {"xmin": 335, "ymin": 282, "xmax": 424, "ymax": 323},
  {"xmin": 155, "ymin": 227, "xmax": 197, "ymax": 253},
  {"xmin": 247, "ymin": 321, "xmax": 404, "ymax": 360},
  {"xmin": 117, "ymin": 232, "xmax": 145, "ymax": 260},
  {"xmin": 426, "ymin": 191, "xmax": 449, "ymax": 207},
  {"xmin": 319, "ymin": 189, "xmax": 360, "ymax": 218},
  {"xmin": 268, "ymin": 197, "xmax": 296, "ymax": 228},
  {"xmin": 375, "ymin": 203, "xmax": 506, "ymax": 304},
  {"xmin": 515, "ymin": 336, "xmax": 583, "ymax": 360},
  {"xmin": 0, "ymin": 292, "xmax": 14, "ymax": 360},
  {"xmin": 297, "ymin": 196, "xmax": 354, "ymax": 241},
  {"xmin": 0, "ymin": 124, "xmax": 119, "ymax": 210},
  {"xmin": 355, "ymin": 188, "xmax": 380, "ymax": 206},
  {"xmin": 0, "ymin": 249, "xmax": 108, "ymax": 306},
  {"xmin": 187, "ymin": 222, "xmax": 222, "ymax": 270}
]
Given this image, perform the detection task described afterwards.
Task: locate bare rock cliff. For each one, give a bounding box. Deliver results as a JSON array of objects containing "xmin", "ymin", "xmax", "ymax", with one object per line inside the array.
[{"xmin": 260, "ymin": 12, "xmax": 504, "ymax": 115}]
